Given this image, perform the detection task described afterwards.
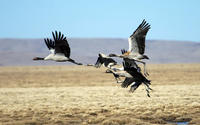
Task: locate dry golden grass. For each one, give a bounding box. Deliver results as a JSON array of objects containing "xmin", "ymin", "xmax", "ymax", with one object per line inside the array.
[{"xmin": 0, "ymin": 64, "xmax": 200, "ymax": 125}]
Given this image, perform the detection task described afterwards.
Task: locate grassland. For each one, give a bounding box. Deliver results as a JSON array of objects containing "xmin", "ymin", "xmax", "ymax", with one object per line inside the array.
[{"xmin": 0, "ymin": 64, "xmax": 200, "ymax": 125}]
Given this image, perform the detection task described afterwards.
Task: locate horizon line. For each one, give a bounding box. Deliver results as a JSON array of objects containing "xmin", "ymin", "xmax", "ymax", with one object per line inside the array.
[{"xmin": 0, "ymin": 37, "xmax": 199, "ymax": 43}]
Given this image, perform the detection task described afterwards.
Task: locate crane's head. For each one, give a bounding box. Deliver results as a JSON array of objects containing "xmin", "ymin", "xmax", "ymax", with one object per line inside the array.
[
  {"xmin": 143, "ymin": 55, "xmax": 149, "ymax": 60},
  {"xmin": 108, "ymin": 53, "xmax": 117, "ymax": 57}
]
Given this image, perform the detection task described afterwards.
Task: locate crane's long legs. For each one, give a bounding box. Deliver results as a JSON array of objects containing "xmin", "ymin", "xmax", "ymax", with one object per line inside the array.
[{"xmin": 144, "ymin": 83, "xmax": 152, "ymax": 97}]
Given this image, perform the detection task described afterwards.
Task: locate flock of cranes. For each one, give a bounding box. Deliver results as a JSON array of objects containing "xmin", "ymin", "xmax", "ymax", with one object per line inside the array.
[{"xmin": 33, "ymin": 19, "xmax": 152, "ymax": 97}]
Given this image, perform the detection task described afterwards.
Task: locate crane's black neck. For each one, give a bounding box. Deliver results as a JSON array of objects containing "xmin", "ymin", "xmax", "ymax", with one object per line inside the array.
[
  {"xmin": 68, "ymin": 58, "xmax": 82, "ymax": 65},
  {"xmin": 33, "ymin": 57, "xmax": 44, "ymax": 60}
]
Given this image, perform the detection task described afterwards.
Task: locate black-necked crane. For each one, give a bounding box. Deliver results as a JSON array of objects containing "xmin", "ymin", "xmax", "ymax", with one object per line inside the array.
[
  {"xmin": 33, "ymin": 31, "xmax": 82, "ymax": 65},
  {"xmin": 107, "ymin": 49, "xmax": 141, "ymax": 83},
  {"xmin": 94, "ymin": 53, "xmax": 117, "ymax": 68},
  {"xmin": 108, "ymin": 60, "xmax": 152, "ymax": 97},
  {"xmin": 123, "ymin": 61, "xmax": 152, "ymax": 97},
  {"xmin": 109, "ymin": 19, "xmax": 151, "ymax": 76},
  {"xmin": 87, "ymin": 53, "xmax": 117, "ymax": 72}
]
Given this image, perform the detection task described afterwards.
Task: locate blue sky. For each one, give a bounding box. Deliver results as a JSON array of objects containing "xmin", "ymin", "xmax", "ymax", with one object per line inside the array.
[{"xmin": 0, "ymin": 0, "xmax": 200, "ymax": 41}]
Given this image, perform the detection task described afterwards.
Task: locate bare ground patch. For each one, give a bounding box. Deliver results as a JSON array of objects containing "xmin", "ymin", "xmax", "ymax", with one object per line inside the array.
[
  {"xmin": 0, "ymin": 85, "xmax": 200, "ymax": 124},
  {"xmin": 0, "ymin": 64, "xmax": 200, "ymax": 124}
]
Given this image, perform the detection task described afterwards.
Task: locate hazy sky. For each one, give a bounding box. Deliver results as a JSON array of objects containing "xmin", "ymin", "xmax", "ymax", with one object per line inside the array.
[{"xmin": 1, "ymin": 0, "xmax": 200, "ymax": 41}]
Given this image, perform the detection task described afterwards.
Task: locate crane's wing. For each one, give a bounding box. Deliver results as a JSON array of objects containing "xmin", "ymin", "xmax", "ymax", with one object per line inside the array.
[
  {"xmin": 122, "ymin": 60, "xmax": 132, "ymax": 71},
  {"xmin": 121, "ymin": 77, "xmax": 135, "ymax": 88},
  {"xmin": 94, "ymin": 55, "xmax": 102, "ymax": 68},
  {"xmin": 52, "ymin": 31, "xmax": 71, "ymax": 58},
  {"xmin": 122, "ymin": 59, "xmax": 141, "ymax": 79},
  {"xmin": 121, "ymin": 49, "xmax": 140, "ymax": 69},
  {"xmin": 129, "ymin": 19, "xmax": 150, "ymax": 54},
  {"xmin": 129, "ymin": 82, "xmax": 142, "ymax": 92},
  {"xmin": 44, "ymin": 38, "xmax": 55, "ymax": 54}
]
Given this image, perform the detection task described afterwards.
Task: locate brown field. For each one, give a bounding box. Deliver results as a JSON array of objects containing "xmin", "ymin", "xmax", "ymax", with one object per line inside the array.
[{"xmin": 0, "ymin": 64, "xmax": 200, "ymax": 125}]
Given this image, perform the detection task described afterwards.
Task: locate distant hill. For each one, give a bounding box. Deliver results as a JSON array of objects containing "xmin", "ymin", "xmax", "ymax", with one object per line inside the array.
[{"xmin": 0, "ymin": 38, "xmax": 200, "ymax": 66}]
